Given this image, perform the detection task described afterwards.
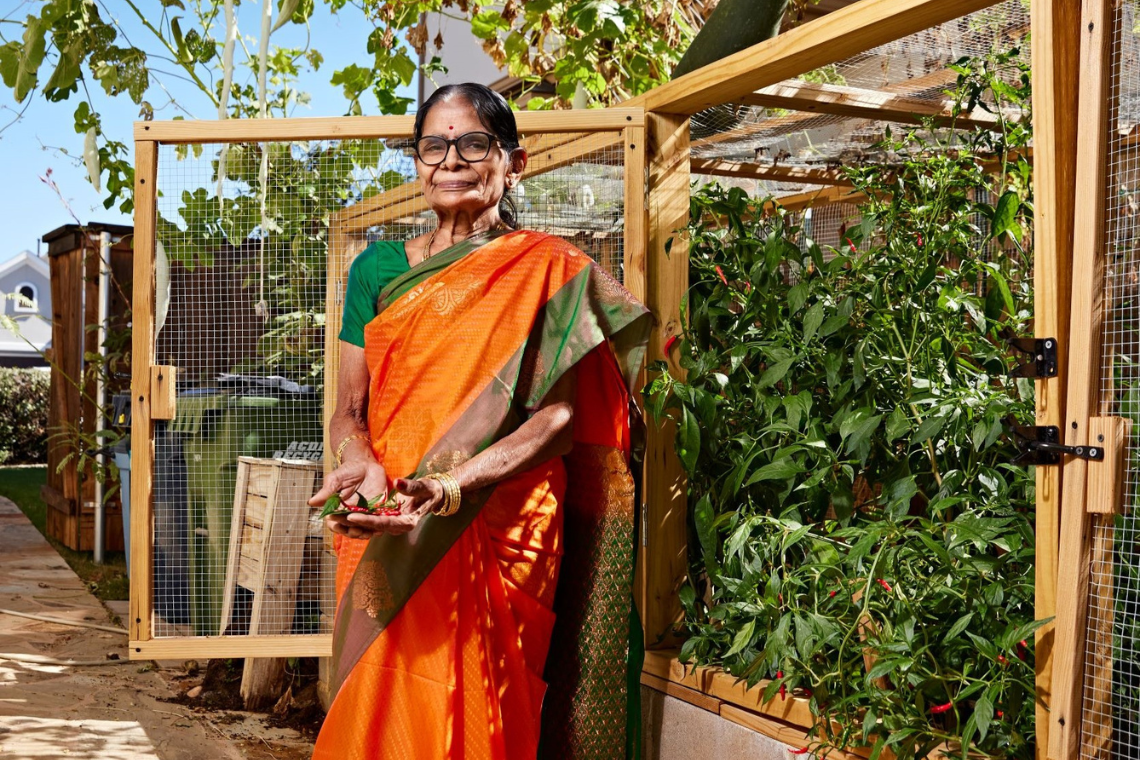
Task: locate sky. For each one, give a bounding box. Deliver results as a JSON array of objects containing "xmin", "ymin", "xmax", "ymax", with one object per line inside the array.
[{"xmin": 0, "ymin": 2, "xmax": 418, "ymax": 264}]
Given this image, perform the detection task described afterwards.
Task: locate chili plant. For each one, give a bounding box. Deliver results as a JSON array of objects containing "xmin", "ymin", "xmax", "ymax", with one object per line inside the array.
[{"xmin": 645, "ymin": 51, "xmax": 1040, "ymax": 759}]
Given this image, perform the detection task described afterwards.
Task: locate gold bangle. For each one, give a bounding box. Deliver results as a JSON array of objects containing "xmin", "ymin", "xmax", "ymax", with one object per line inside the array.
[
  {"xmin": 425, "ymin": 472, "xmax": 462, "ymax": 517},
  {"xmin": 334, "ymin": 433, "xmax": 369, "ymax": 467}
]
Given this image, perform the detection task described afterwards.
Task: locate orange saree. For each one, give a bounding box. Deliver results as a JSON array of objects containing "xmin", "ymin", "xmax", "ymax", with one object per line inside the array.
[{"xmin": 312, "ymin": 230, "xmax": 650, "ymax": 759}]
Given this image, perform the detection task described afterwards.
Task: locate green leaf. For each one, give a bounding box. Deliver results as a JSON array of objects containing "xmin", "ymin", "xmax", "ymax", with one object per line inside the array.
[
  {"xmin": 885, "ymin": 406, "xmax": 909, "ymax": 442},
  {"xmin": 990, "ymin": 190, "xmax": 1022, "ymax": 243},
  {"xmin": 15, "ymin": 14, "xmax": 48, "ymax": 102},
  {"xmin": 745, "ymin": 457, "xmax": 805, "ymax": 486},
  {"xmin": 820, "ymin": 313, "xmax": 849, "ymax": 337},
  {"xmin": 788, "ymin": 282, "xmax": 809, "ymax": 313},
  {"xmin": 724, "ymin": 618, "xmax": 756, "ymax": 658},
  {"xmin": 911, "ymin": 413, "xmax": 948, "ymax": 444},
  {"xmin": 758, "ymin": 357, "xmax": 795, "ymax": 388},
  {"xmin": 844, "ymin": 413, "xmax": 882, "ymax": 455},
  {"xmin": 942, "ymin": 613, "xmax": 974, "ymax": 644},
  {"xmin": 677, "ymin": 406, "xmax": 700, "ymax": 472},
  {"xmin": 470, "ymin": 9, "xmax": 508, "ymax": 39},
  {"xmin": 866, "ymin": 658, "xmax": 897, "ymax": 683},
  {"xmin": 974, "ymin": 690, "xmax": 994, "ymax": 742},
  {"xmin": 694, "ymin": 494, "xmax": 719, "ymax": 577},
  {"xmin": 802, "ymin": 302, "xmax": 824, "ymax": 341}
]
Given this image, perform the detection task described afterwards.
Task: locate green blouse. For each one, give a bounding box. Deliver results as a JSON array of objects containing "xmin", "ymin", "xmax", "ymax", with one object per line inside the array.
[{"xmin": 338, "ymin": 240, "xmax": 411, "ymax": 348}]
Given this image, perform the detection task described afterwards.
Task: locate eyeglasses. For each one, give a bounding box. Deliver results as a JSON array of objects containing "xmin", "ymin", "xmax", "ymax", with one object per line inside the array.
[{"xmin": 414, "ymin": 131, "xmax": 501, "ymax": 165}]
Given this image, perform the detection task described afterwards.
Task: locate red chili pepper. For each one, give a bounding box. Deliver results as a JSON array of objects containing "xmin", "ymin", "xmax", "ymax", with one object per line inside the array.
[
  {"xmin": 777, "ymin": 670, "xmax": 786, "ymax": 701},
  {"xmin": 877, "ymin": 578, "xmax": 893, "ymax": 593},
  {"xmin": 715, "ymin": 265, "xmax": 728, "ymax": 285},
  {"xmin": 916, "ymin": 233, "xmax": 923, "ymax": 247},
  {"xmin": 996, "ymin": 710, "xmax": 1004, "ymax": 719},
  {"xmin": 777, "ymin": 593, "xmax": 784, "ymax": 605},
  {"xmin": 930, "ymin": 702, "xmax": 954, "ymax": 715},
  {"xmin": 789, "ymin": 748, "xmax": 810, "ymax": 755},
  {"xmin": 997, "ymin": 654, "xmax": 1007, "ymax": 666},
  {"xmin": 664, "ymin": 334, "xmax": 678, "ymax": 354},
  {"xmin": 829, "ymin": 590, "xmax": 837, "ymax": 598},
  {"xmin": 846, "ymin": 238, "xmax": 857, "ymax": 254},
  {"xmin": 1017, "ymin": 640, "xmax": 1028, "ymax": 661},
  {"xmin": 744, "ymin": 282, "xmax": 752, "ymax": 292},
  {"xmin": 802, "ymin": 688, "xmax": 813, "ymax": 698}
]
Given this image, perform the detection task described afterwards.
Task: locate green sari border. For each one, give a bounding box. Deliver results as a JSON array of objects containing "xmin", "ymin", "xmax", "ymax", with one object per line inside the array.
[{"xmin": 377, "ymin": 228, "xmax": 514, "ymax": 312}]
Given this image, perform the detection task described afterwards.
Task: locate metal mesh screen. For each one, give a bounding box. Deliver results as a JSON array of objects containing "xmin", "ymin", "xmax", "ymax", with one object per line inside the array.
[
  {"xmin": 147, "ymin": 130, "xmax": 627, "ymax": 642},
  {"xmin": 1085, "ymin": 0, "xmax": 1140, "ymax": 754},
  {"xmin": 689, "ymin": 0, "xmax": 1030, "ymax": 200}
]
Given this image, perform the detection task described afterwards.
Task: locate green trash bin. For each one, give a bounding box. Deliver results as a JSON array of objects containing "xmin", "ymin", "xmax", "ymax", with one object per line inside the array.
[{"xmin": 178, "ymin": 391, "xmax": 322, "ymax": 636}]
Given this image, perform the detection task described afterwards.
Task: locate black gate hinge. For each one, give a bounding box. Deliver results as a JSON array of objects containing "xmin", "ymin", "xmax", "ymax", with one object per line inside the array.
[
  {"xmin": 1009, "ymin": 337, "xmax": 1058, "ymax": 379},
  {"xmin": 1011, "ymin": 425, "xmax": 1104, "ymax": 465}
]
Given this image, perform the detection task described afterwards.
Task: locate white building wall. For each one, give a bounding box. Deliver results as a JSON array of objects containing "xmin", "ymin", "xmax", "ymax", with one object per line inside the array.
[{"xmin": 419, "ymin": 12, "xmax": 508, "ymax": 106}]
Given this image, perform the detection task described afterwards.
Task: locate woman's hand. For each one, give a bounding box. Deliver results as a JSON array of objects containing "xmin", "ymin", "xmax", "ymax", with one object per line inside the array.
[
  {"xmin": 323, "ymin": 476, "xmax": 446, "ymax": 539},
  {"xmin": 309, "ymin": 459, "xmax": 389, "ymax": 537}
]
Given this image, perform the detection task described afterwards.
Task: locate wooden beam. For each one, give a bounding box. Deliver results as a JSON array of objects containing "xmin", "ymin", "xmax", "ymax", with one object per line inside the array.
[
  {"xmin": 134, "ymin": 109, "xmax": 643, "ymax": 144},
  {"xmin": 1029, "ymin": 0, "xmax": 1082, "ymax": 754},
  {"xmin": 130, "ymin": 635, "xmax": 332, "ymax": 660},
  {"xmin": 689, "ymin": 67, "xmax": 965, "ymax": 153},
  {"xmin": 129, "ymin": 140, "xmax": 158, "ymax": 652},
  {"xmin": 1049, "ymin": 0, "xmax": 1114, "ymax": 756},
  {"xmin": 636, "ymin": 0, "xmax": 1003, "ymax": 115},
  {"xmin": 639, "ymin": 113, "xmax": 691, "ymax": 648},
  {"xmin": 622, "ymin": 123, "xmax": 648, "ymax": 305},
  {"xmin": 740, "ymin": 80, "xmax": 1002, "ymax": 130},
  {"xmin": 765, "ymin": 185, "xmax": 867, "ymax": 213},
  {"xmin": 691, "ymin": 158, "xmax": 852, "ymax": 187}
]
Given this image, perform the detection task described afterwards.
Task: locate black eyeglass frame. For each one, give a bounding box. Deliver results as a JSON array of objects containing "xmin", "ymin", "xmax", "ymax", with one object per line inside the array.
[{"xmin": 413, "ymin": 131, "xmax": 506, "ymax": 166}]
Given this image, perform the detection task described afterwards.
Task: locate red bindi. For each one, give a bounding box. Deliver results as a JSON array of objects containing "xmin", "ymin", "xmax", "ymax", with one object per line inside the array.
[{"xmin": 448, "ymin": 125, "xmax": 454, "ymax": 130}]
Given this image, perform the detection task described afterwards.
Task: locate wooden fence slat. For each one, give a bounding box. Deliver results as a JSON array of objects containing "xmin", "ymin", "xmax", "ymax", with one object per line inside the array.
[
  {"xmin": 1029, "ymin": 0, "xmax": 1082, "ymax": 754},
  {"xmin": 129, "ymin": 140, "xmax": 158, "ymax": 654},
  {"xmin": 637, "ymin": 0, "xmax": 1004, "ymax": 115},
  {"xmin": 134, "ymin": 109, "xmax": 643, "ymax": 144},
  {"xmin": 639, "ymin": 113, "xmax": 691, "ymax": 648},
  {"xmin": 1049, "ymin": 0, "xmax": 1115, "ymax": 755}
]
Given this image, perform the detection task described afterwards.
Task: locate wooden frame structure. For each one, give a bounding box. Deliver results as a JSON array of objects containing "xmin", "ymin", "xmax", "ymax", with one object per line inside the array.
[
  {"xmin": 624, "ymin": 0, "xmax": 1073, "ymax": 756},
  {"xmin": 126, "ymin": 0, "xmax": 1086, "ymax": 754},
  {"xmin": 129, "ymin": 108, "xmax": 645, "ymax": 659}
]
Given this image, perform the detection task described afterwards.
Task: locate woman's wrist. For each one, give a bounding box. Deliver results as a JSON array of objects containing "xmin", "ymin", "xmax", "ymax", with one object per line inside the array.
[{"xmin": 333, "ymin": 432, "xmax": 371, "ymax": 467}]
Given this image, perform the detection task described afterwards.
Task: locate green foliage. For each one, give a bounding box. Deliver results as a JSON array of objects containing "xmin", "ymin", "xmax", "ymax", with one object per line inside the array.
[
  {"xmin": 0, "ymin": 0, "xmax": 711, "ymax": 216},
  {"xmin": 645, "ymin": 51, "xmax": 1038, "ymax": 759},
  {"xmin": 0, "ymin": 368, "xmax": 50, "ymax": 465}
]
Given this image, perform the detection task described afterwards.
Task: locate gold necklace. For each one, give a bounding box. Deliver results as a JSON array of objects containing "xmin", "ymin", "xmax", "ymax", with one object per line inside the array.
[{"xmin": 424, "ymin": 221, "xmax": 507, "ymax": 260}]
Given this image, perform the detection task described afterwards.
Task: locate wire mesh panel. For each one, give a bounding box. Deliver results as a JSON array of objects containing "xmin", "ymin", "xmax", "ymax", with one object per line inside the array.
[
  {"xmin": 134, "ymin": 113, "xmax": 639, "ymax": 656},
  {"xmin": 1084, "ymin": 1, "xmax": 1140, "ymax": 755},
  {"xmin": 688, "ymin": 0, "xmax": 1030, "ymax": 184}
]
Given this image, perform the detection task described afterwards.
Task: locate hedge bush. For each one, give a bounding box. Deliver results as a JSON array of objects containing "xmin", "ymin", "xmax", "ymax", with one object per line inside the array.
[{"xmin": 0, "ymin": 368, "xmax": 50, "ymax": 464}]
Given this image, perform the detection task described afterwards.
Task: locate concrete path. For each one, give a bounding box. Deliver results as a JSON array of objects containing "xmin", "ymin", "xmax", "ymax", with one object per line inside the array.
[{"xmin": 0, "ymin": 495, "xmax": 244, "ymax": 760}]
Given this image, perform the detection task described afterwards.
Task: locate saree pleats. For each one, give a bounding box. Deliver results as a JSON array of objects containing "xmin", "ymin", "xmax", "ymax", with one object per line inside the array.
[{"xmin": 313, "ymin": 231, "xmax": 650, "ymax": 759}]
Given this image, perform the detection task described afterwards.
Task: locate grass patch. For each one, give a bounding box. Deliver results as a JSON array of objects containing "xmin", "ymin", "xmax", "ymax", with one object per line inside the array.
[{"xmin": 0, "ymin": 466, "xmax": 129, "ymax": 601}]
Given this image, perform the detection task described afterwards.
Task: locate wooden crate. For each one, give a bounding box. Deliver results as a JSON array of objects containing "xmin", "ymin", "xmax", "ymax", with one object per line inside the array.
[
  {"xmin": 219, "ymin": 457, "xmax": 327, "ymax": 709},
  {"xmin": 219, "ymin": 457, "xmax": 324, "ymax": 638}
]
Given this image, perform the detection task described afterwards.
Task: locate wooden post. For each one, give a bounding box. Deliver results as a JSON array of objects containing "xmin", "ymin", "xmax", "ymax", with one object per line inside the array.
[
  {"xmin": 1082, "ymin": 417, "xmax": 1130, "ymax": 760},
  {"xmin": 129, "ymin": 140, "xmax": 159, "ymax": 656},
  {"xmin": 1029, "ymin": 0, "xmax": 1082, "ymax": 756},
  {"xmin": 639, "ymin": 112, "xmax": 691, "ymax": 648},
  {"xmin": 1049, "ymin": 0, "xmax": 1114, "ymax": 755}
]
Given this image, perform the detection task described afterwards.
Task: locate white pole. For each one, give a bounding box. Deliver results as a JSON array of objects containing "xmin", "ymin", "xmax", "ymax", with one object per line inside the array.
[{"xmin": 93, "ymin": 231, "xmax": 111, "ymax": 564}]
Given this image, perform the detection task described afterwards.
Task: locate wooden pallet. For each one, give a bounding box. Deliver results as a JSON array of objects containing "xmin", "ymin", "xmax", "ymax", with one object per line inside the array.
[{"xmin": 219, "ymin": 457, "xmax": 324, "ymax": 708}]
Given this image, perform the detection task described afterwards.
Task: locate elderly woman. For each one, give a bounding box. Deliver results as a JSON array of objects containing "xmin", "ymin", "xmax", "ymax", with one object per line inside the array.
[{"xmin": 309, "ymin": 83, "xmax": 650, "ymax": 759}]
